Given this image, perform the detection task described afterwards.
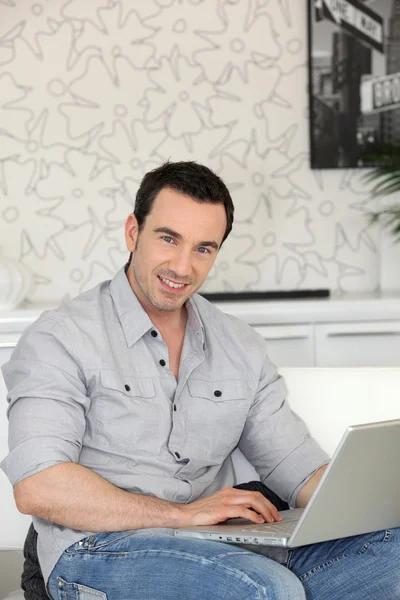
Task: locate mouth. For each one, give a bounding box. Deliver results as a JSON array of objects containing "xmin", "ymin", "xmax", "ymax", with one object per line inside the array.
[{"xmin": 157, "ymin": 275, "xmax": 189, "ymax": 294}]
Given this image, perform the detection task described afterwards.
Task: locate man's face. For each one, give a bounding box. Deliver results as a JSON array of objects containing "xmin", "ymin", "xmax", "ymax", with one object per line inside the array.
[{"xmin": 125, "ymin": 187, "xmax": 227, "ymax": 313}]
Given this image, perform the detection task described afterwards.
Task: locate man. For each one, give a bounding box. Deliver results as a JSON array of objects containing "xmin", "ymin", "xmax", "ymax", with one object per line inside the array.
[{"xmin": 1, "ymin": 162, "xmax": 399, "ymax": 600}]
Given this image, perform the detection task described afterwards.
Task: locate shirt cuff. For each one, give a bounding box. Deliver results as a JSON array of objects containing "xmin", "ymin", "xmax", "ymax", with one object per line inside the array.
[
  {"xmin": 0, "ymin": 437, "xmax": 79, "ymax": 486},
  {"xmin": 262, "ymin": 435, "xmax": 330, "ymax": 508}
]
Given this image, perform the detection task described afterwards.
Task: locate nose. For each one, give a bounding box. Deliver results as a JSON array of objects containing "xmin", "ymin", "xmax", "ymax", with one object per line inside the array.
[{"xmin": 168, "ymin": 246, "xmax": 192, "ymax": 280}]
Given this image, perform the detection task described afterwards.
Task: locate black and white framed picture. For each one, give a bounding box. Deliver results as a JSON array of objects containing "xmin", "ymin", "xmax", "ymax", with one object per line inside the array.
[{"xmin": 309, "ymin": 0, "xmax": 400, "ymax": 169}]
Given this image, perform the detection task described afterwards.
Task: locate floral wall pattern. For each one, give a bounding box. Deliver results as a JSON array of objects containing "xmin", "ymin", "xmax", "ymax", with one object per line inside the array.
[{"xmin": 0, "ymin": 0, "xmax": 382, "ymax": 303}]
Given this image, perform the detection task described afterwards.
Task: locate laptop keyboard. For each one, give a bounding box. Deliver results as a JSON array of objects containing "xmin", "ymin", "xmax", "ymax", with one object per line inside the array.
[{"xmin": 240, "ymin": 521, "xmax": 297, "ymax": 536}]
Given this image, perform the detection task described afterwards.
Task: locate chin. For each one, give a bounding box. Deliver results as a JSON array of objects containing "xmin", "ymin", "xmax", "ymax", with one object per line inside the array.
[
  {"xmin": 149, "ymin": 294, "xmax": 182, "ymax": 312},
  {"xmin": 155, "ymin": 301, "xmax": 183, "ymax": 312}
]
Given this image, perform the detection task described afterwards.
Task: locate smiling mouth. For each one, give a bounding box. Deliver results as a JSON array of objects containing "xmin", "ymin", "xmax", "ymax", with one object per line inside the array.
[{"xmin": 158, "ymin": 275, "xmax": 189, "ymax": 291}]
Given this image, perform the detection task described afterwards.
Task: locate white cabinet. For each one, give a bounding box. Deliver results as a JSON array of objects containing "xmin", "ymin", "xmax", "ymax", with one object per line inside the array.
[
  {"xmin": 0, "ymin": 333, "xmax": 17, "ymax": 464},
  {"xmin": 252, "ymin": 324, "xmax": 314, "ymax": 367},
  {"xmin": 315, "ymin": 321, "xmax": 400, "ymax": 367},
  {"xmin": 252, "ymin": 320, "xmax": 400, "ymax": 368},
  {"xmin": 0, "ymin": 333, "xmax": 18, "ymax": 369}
]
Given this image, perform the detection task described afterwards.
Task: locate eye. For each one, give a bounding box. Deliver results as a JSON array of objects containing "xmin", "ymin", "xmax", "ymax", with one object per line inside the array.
[
  {"xmin": 197, "ymin": 246, "xmax": 210, "ymax": 254},
  {"xmin": 162, "ymin": 236, "xmax": 174, "ymax": 244}
]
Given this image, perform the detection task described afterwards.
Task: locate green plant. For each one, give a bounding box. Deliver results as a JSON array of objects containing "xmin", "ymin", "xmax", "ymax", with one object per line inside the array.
[{"xmin": 362, "ymin": 145, "xmax": 400, "ymax": 243}]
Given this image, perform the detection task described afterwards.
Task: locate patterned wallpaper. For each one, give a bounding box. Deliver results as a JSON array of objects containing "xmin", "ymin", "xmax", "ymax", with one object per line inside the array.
[{"xmin": 0, "ymin": 0, "xmax": 383, "ymax": 303}]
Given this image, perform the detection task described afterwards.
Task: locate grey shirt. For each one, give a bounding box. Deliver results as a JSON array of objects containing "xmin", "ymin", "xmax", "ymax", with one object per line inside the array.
[{"xmin": 1, "ymin": 266, "xmax": 328, "ymax": 583}]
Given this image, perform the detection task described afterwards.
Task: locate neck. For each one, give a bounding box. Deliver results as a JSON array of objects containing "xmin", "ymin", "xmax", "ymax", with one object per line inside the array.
[{"xmin": 150, "ymin": 304, "xmax": 188, "ymax": 334}]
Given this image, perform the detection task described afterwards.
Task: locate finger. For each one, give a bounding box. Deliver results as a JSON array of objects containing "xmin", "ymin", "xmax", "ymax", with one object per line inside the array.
[
  {"xmin": 263, "ymin": 502, "xmax": 282, "ymax": 522},
  {"xmin": 225, "ymin": 506, "xmax": 267, "ymax": 524},
  {"xmin": 255, "ymin": 502, "xmax": 282, "ymax": 523},
  {"xmin": 230, "ymin": 491, "xmax": 282, "ymax": 522},
  {"xmin": 241, "ymin": 503, "xmax": 276, "ymax": 523}
]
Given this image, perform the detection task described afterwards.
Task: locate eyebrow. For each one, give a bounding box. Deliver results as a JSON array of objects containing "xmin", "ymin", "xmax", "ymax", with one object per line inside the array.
[{"xmin": 153, "ymin": 227, "xmax": 220, "ymax": 250}]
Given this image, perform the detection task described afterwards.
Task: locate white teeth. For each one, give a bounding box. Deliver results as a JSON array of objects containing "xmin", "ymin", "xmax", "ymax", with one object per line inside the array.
[{"xmin": 160, "ymin": 277, "xmax": 185, "ymax": 289}]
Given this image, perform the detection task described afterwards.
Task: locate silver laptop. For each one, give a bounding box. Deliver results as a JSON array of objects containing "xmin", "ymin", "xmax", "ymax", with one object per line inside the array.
[{"xmin": 174, "ymin": 419, "xmax": 400, "ymax": 548}]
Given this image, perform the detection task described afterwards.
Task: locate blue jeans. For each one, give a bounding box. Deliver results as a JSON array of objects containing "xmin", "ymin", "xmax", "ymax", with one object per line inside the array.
[{"xmin": 47, "ymin": 527, "xmax": 400, "ymax": 600}]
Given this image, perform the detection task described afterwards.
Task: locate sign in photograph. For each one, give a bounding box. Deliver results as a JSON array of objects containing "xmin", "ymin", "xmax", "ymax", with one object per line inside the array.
[
  {"xmin": 309, "ymin": 0, "xmax": 400, "ymax": 169},
  {"xmin": 361, "ymin": 72, "xmax": 400, "ymax": 113},
  {"xmin": 315, "ymin": 0, "xmax": 384, "ymax": 53}
]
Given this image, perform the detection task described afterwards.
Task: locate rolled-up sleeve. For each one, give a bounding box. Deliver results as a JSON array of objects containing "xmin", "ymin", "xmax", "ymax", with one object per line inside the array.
[
  {"xmin": 238, "ymin": 353, "xmax": 329, "ymax": 507},
  {"xmin": 0, "ymin": 316, "xmax": 89, "ymax": 486}
]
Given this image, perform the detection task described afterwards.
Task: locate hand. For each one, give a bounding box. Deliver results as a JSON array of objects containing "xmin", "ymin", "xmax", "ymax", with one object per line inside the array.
[{"xmin": 176, "ymin": 487, "xmax": 283, "ymax": 527}]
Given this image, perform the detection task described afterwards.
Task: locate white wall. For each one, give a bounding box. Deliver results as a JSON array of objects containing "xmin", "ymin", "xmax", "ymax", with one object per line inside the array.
[{"xmin": 0, "ymin": 0, "xmax": 395, "ymax": 302}]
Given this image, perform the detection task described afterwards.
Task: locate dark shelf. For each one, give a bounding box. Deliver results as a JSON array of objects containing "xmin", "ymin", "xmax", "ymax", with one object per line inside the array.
[{"xmin": 200, "ymin": 289, "xmax": 331, "ymax": 302}]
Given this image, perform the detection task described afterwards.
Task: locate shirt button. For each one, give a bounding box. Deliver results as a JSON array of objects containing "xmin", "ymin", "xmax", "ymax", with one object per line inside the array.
[
  {"xmin": 151, "ymin": 330, "xmax": 158, "ymax": 337},
  {"xmin": 125, "ymin": 384, "xmax": 131, "ymax": 391},
  {"xmin": 214, "ymin": 390, "xmax": 222, "ymax": 397},
  {"xmin": 159, "ymin": 359, "xmax": 166, "ymax": 366},
  {"xmin": 173, "ymin": 404, "xmax": 177, "ymax": 411},
  {"xmin": 175, "ymin": 451, "xmax": 181, "ymax": 459}
]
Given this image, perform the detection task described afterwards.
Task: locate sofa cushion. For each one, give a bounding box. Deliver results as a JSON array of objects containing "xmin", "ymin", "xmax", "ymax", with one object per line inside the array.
[{"xmin": 2, "ymin": 591, "xmax": 25, "ymax": 600}]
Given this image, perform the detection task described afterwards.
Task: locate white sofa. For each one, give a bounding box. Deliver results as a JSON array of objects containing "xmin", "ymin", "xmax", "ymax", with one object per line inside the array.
[{"xmin": 1, "ymin": 367, "xmax": 399, "ymax": 600}]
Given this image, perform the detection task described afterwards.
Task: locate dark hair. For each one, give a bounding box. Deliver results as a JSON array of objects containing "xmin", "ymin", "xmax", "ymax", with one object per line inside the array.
[{"xmin": 135, "ymin": 160, "xmax": 233, "ymax": 240}]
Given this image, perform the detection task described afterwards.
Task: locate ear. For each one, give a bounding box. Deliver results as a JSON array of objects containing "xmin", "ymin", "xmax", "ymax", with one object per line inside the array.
[{"xmin": 125, "ymin": 213, "xmax": 139, "ymax": 252}]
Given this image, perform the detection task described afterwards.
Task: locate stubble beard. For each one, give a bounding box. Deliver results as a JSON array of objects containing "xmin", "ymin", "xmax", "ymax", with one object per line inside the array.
[{"xmin": 132, "ymin": 253, "xmax": 187, "ymax": 313}]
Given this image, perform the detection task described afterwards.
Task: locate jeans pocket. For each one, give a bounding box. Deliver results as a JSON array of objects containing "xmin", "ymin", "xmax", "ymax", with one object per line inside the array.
[
  {"xmin": 358, "ymin": 528, "xmax": 393, "ymax": 554},
  {"xmin": 57, "ymin": 576, "xmax": 108, "ymax": 599},
  {"xmin": 64, "ymin": 532, "xmax": 134, "ymax": 554},
  {"xmin": 88, "ymin": 531, "xmax": 135, "ymax": 551}
]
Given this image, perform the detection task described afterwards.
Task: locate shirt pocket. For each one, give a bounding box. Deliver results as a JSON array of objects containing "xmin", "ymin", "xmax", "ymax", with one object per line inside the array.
[
  {"xmin": 101, "ymin": 369, "xmax": 154, "ymax": 398},
  {"xmin": 90, "ymin": 370, "xmax": 160, "ymax": 455},
  {"xmin": 186, "ymin": 379, "xmax": 250, "ymax": 458}
]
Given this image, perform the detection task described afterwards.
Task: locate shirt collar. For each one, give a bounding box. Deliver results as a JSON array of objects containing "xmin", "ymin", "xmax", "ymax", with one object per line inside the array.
[
  {"xmin": 186, "ymin": 294, "xmax": 205, "ymax": 347},
  {"xmin": 109, "ymin": 266, "xmax": 205, "ymax": 348},
  {"xmin": 109, "ymin": 266, "xmax": 154, "ymax": 347}
]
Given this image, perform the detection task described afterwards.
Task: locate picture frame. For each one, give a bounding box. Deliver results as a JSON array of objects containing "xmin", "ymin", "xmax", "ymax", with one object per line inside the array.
[{"xmin": 308, "ymin": 0, "xmax": 400, "ymax": 169}]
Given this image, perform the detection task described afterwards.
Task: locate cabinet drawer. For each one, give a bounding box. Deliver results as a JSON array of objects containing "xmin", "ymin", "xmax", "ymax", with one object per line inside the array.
[
  {"xmin": 316, "ymin": 322, "xmax": 400, "ymax": 367},
  {"xmin": 0, "ymin": 333, "xmax": 19, "ymax": 349},
  {"xmin": 0, "ymin": 334, "xmax": 19, "ymax": 369},
  {"xmin": 252, "ymin": 324, "xmax": 314, "ymax": 367}
]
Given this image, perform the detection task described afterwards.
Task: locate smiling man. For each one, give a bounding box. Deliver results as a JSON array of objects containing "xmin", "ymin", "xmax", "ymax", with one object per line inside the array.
[{"xmin": 2, "ymin": 162, "xmax": 399, "ymax": 600}]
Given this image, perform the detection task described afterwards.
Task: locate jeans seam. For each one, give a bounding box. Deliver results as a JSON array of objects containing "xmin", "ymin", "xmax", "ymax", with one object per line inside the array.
[
  {"xmin": 298, "ymin": 553, "xmax": 351, "ymax": 583},
  {"xmin": 358, "ymin": 542, "xmax": 372, "ymax": 554},
  {"xmin": 383, "ymin": 529, "xmax": 392, "ymax": 543},
  {"xmin": 87, "ymin": 532, "xmax": 135, "ymax": 551},
  {"xmin": 64, "ymin": 532, "xmax": 134, "ymax": 554},
  {"xmin": 286, "ymin": 549, "xmax": 294, "ymax": 570},
  {"xmin": 89, "ymin": 548, "xmax": 268, "ymax": 594},
  {"xmin": 212, "ymin": 550, "xmax": 264, "ymax": 560},
  {"xmin": 76, "ymin": 583, "xmax": 107, "ymax": 598},
  {"xmin": 358, "ymin": 529, "xmax": 393, "ymax": 555},
  {"xmin": 56, "ymin": 577, "xmax": 66, "ymax": 600},
  {"xmin": 75, "ymin": 551, "xmax": 128, "ymax": 556}
]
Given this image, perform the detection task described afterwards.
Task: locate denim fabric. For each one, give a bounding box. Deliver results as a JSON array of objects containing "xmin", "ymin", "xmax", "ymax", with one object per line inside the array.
[
  {"xmin": 47, "ymin": 528, "xmax": 400, "ymax": 600},
  {"xmin": 47, "ymin": 531, "xmax": 305, "ymax": 600},
  {"xmin": 287, "ymin": 527, "xmax": 400, "ymax": 600}
]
